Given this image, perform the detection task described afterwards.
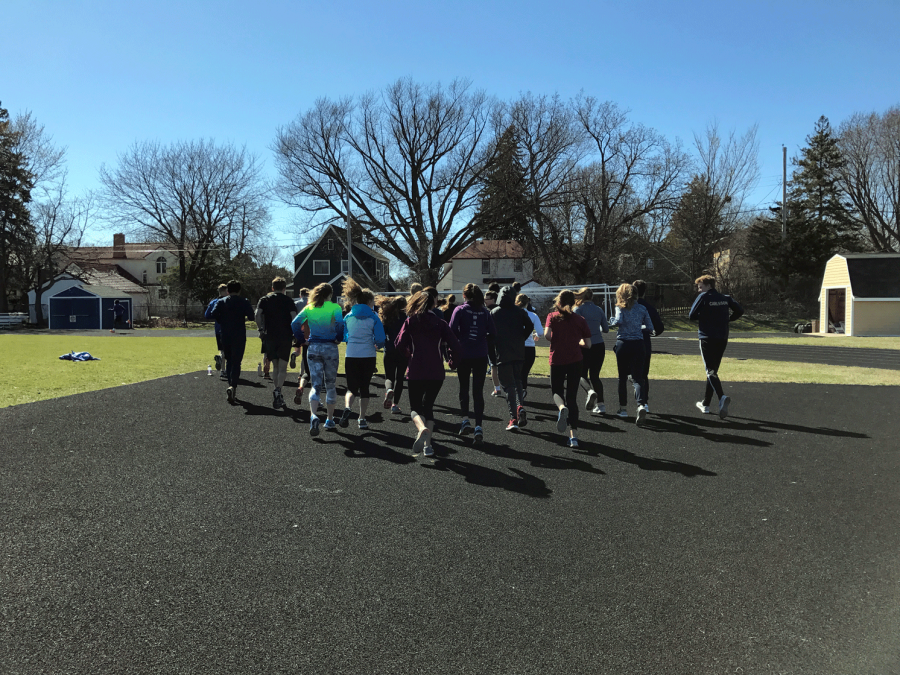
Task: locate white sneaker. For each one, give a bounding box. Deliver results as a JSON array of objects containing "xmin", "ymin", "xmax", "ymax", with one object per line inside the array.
[
  {"xmin": 696, "ymin": 401, "xmax": 711, "ymax": 414},
  {"xmin": 643, "ymin": 403, "xmax": 650, "ymax": 414},
  {"xmin": 585, "ymin": 390, "xmax": 597, "ymax": 411},
  {"xmin": 636, "ymin": 404, "xmax": 647, "ymax": 426},
  {"xmin": 592, "ymin": 404, "xmax": 606, "ymax": 415},
  {"xmin": 718, "ymin": 395, "xmax": 731, "ymax": 419}
]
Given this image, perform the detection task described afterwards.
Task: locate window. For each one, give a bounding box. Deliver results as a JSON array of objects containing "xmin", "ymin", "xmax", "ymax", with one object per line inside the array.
[
  {"xmin": 158, "ymin": 287, "xmax": 168, "ymax": 300},
  {"xmin": 156, "ymin": 256, "xmax": 167, "ymax": 274},
  {"xmin": 327, "ymin": 238, "xmax": 334, "ymax": 251},
  {"xmin": 142, "ymin": 270, "xmax": 147, "ymax": 284},
  {"xmin": 313, "ymin": 260, "xmax": 330, "ymax": 276},
  {"xmin": 645, "ymin": 258, "xmax": 655, "ymax": 270},
  {"xmin": 482, "ymin": 259, "xmax": 490, "ymax": 275},
  {"xmin": 513, "ymin": 258, "xmax": 523, "ymax": 273},
  {"xmin": 341, "ymin": 259, "xmax": 349, "ymax": 274}
]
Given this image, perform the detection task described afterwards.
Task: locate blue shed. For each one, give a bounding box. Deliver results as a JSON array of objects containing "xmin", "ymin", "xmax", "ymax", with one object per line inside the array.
[{"xmin": 48, "ymin": 285, "xmax": 134, "ymax": 330}]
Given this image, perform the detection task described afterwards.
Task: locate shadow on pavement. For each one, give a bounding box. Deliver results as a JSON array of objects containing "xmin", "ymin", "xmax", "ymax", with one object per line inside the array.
[
  {"xmin": 424, "ymin": 457, "xmax": 552, "ymax": 498},
  {"xmin": 576, "ymin": 442, "xmax": 718, "ymax": 477}
]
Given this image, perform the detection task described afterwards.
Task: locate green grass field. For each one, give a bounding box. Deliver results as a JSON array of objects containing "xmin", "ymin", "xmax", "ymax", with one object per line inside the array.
[{"xmin": 2, "ymin": 334, "xmax": 898, "ymax": 409}]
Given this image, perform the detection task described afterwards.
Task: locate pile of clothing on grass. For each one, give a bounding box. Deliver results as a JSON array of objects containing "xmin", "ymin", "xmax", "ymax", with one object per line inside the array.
[{"xmin": 59, "ymin": 351, "xmax": 100, "ymax": 361}]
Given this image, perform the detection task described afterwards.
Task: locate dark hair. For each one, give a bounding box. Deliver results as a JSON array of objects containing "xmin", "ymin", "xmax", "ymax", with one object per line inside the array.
[
  {"xmin": 423, "ymin": 286, "xmax": 439, "ymax": 299},
  {"xmin": 552, "ymin": 290, "xmax": 576, "ymax": 318},
  {"xmin": 695, "ymin": 274, "xmax": 716, "ymax": 289},
  {"xmin": 485, "ymin": 291, "xmax": 498, "ymax": 304},
  {"xmin": 272, "ymin": 277, "xmax": 287, "ymax": 291},
  {"xmin": 632, "ymin": 280, "xmax": 647, "ymax": 298},
  {"xmin": 310, "ymin": 282, "xmax": 332, "ymax": 308},
  {"xmin": 300, "ymin": 287, "xmax": 309, "ymax": 296},
  {"xmin": 227, "ymin": 279, "xmax": 242, "ymax": 293},
  {"xmin": 357, "ymin": 289, "xmax": 374, "ymax": 306},
  {"xmin": 463, "ymin": 283, "xmax": 484, "ymax": 308},
  {"xmin": 488, "ymin": 283, "xmax": 501, "ymax": 294},
  {"xmin": 379, "ymin": 295, "xmax": 406, "ymax": 324}
]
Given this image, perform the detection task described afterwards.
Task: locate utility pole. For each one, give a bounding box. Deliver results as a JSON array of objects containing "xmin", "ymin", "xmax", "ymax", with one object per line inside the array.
[
  {"xmin": 782, "ymin": 145, "xmax": 787, "ymax": 241},
  {"xmin": 345, "ymin": 186, "xmax": 352, "ymax": 280}
]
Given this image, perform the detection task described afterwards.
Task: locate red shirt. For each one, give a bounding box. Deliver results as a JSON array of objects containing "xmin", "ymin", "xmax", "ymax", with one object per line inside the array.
[{"xmin": 545, "ymin": 311, "xmax": 591, "ymax": 366}]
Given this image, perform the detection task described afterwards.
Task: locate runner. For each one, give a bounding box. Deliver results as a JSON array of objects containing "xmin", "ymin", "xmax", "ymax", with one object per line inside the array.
[
  {"xmin": 689, "ymin": 274, "xmax": 744, "ymax": 419},
  {"xmin": 290, "ymin": 286, "xmax": 310, "ymax": 378},
  {"xmin": 515, "ymin": 293, "xmax": 543, "ymax": 401},
  {"xmin": 544, "ymin": 290, "xmax": 592, "ymax": 447},
  {"xmin": 379, "ymin": 296, "xmax": 408, "ymax": 415},
  {"xmin": 573, "ymin": 287, "xmax": 609, "ymax": 415},
  {"xmin": 633, "ymin": 280, "xmax": 665, "ymax": 412},
  {"xmin": 338, "ymin": 279, "xmax": 386, "ymax": 430},
  {"xmin": 490, "ymin": 285, "xmax": 534, "ymax": 432},
  {"xmin": 484, "ymin": 290, "xmax": 503, "ymax": 397},
  {"xmin": 204, "ymin": 283, "xmax": 228, "ymax": 379},
  {"xmin": 293, "ymin": 282, "xmax": 345, "ymax": 435},
  {"xmin": 255, "ymin": 277, "xmax": 298, "ymax": 410},
  {"xmin": 211, "ymin": 280, "xmax": 255, "ymax": 404},
  {"xmin": 110, "ymin": 300, "xmax": 127, "ymax": 333},
  {"xmin": 449, "ymin": 284, "xmax": 496, "ymax": 444},
  {"xmin": 608, "ymin": 283, "xmax": 653, "ymax": 426},
  {"xmin": 394, "ymin": 290, "xmax": 460, "ymax": 457}
]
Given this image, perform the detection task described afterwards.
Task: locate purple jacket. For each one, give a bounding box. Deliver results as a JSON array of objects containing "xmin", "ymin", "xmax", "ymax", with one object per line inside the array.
[
  {"xmin": 395, "ymin": 311, "xmax": 461, "ymax": 380},
  {"xmin": 448, "ymin": 301, "xmax": 496, "ymax": 360}
]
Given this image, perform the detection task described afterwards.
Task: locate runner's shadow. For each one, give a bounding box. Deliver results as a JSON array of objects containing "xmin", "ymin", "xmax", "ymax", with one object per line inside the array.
[
  {"xmin": 638, "ymin": 415, "xmax": 773, "ymax": 447},
  {"xmin": 726, "ymin": 416, "xmax": 869, "ymax": 439},
  {"xmin": 235, "ymin": 399, "xmax": 289, "ymax": 417},
  {"xmin": 424, "ymin": 457, "xmax": 552, "ymax": 498},
  {"xmin": 332, "ymin": 428, "xmax": 417, "ymax": 465},
  {"xmin": 472, "ymin": 441, "xmax": 605, "ymax": 475},
  {"xmin": 576, "ymin": 443, "xmax": 718, "ymax": 477}
]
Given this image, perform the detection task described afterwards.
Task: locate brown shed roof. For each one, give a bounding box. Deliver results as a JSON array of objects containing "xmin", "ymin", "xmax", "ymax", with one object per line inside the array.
[{"xmin": 453, "ymin": 240, "xmax": 525, "ymax": 260}]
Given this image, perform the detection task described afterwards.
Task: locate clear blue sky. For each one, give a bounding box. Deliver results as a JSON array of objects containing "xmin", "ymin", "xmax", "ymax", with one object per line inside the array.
[{"xmin": 5, "ymin": 0, "xmax": 899, "ymax": 258}]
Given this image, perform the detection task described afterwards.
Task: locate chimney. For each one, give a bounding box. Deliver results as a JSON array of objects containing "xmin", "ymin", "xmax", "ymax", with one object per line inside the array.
[{"xmin": 113, "ymin": 233, "xmax": 126, "ymax": 259}]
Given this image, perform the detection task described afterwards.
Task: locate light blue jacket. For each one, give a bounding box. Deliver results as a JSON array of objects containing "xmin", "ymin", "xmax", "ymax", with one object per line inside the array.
[
  {"xmin": 609, "ymin": 304, "xmax": 652, "ymax": 341},
  {"xmin": 343, "ymin": 303, "xmax": 386, "ymax": 358}
]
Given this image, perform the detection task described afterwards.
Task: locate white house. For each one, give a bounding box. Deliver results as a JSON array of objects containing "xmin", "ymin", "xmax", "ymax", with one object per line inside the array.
[{"xmin": 438, "ymin": 240, "xmax": 533, "ymax": 291}]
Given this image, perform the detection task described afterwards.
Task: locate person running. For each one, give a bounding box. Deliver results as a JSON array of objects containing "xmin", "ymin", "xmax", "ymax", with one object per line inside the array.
[
  {"xmin": 293, "ymin": 282, "xmax": 345, "ymax": 435},
  {"xmin": 380, "ymin": 295, "xmax": 408, "ymax": 415},
  {"xmin": 211, "ymin": 280, "xmax": 255, "ymax": 404},
  {"xmin": 490, "ymin": 285, "xmax": 534, "ymax": 432},
  {"xmin": 484, "ymin": 290, "xmax": 503, "ymax": 397},
  {"xmin": 291, "ymin": 321, "xmax": 310, "ymax": 405},
  {"xmin": 394, "ymin": 290, "xmax": 460, "ymax": 457},
  {"xmin": 633, "ymin": 280, "xmax": 665, "ymax": 412},
  {"xmin": 608, "ymin": 283, "xmax": 653, "ymax": 426},
  {"xmin": 290, "ymin": 286, "xmax": 310, "ymax": 374},
  {"xmin": 573, "ymin": 287, "xmax": 609, "ymax": 415},
  {"xmin": 545, "ymin": 290, "xmax": 592, "ymax": 447},
  {"xmin": 255, "ymin": 277, "xmax": 298, "ymax": 410},
  {"xmin": 449, "ymin": 284, "xmax": 496, "ymax": 444},
  {"xmin": 110, "ymin": 299, "xmax": 127, "ymax": 333},
  {"xmin": 338, "ymin": 279, "xmax": 386, "ymax": 430},
  {"xmin": 205, "ymin": 283, "xmax": 228, "ymax": 379},
  {"xmin": 689, "ymin": 274, "xmax": 744, "ymax": 419},
  {"xmin": 516, "ymin": 293, "xmax": 543, "ymax": 401},
  {"xmin": 442, "ymin": 294, "xmax": 458, "ymax": 322}
]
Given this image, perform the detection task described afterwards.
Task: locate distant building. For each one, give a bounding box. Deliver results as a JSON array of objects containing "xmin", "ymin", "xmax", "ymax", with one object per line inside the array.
[
  {"xmin": 438, "ymin": 240, "xmax": 533, "ymax": 291},
  {"xmin": 818, "ymin": 253, "xmax": 900, "ymax": 336},
  {"xmin": 292, "ymin": 225, "xmax": 395, "ymax": 295}
]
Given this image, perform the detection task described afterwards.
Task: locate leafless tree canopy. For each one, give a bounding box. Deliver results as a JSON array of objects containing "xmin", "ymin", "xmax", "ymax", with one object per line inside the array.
[
  {"xmin": 837, "ymin": 108, "xmax": 900, "ymax": 252},
  {"xmin": 273, "ymin": 78, "xmax": 494, "ymax": 285},
  {"xmin": 98, "ymin": 139, "xmax": 270, "ymax": 292}
]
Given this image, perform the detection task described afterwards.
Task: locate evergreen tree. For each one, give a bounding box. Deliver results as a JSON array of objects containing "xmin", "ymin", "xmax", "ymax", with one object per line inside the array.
[
  {"xmin": 665, "ymin": 175, "xmax": 731, "ymax": 282},
  {"xmin": 749, "ymin": 116, "xmax": 861, "ymax": 285},
  {"xmin": 474, "ymin": 126, "xmax": 530, "ymax": 240},
  {"xmin": 0, "ymin": 103, "xmax": 35, "ymax": 312}
]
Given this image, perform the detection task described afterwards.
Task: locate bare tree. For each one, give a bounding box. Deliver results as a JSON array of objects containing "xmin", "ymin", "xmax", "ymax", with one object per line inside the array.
[
  {"xmin": 273, "ymin": 78, "xmax": 495, "ymax": 286},
  {"xmin": 837, "ymin": 107, "xmax": 900, "ymax": 251},
  {"xmin": 99, "ymin": 139, "xmax": 270, "ymax": 315}
]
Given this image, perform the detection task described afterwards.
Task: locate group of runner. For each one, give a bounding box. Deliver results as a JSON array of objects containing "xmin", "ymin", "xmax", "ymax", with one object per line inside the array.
[{"xmin": 205, "ymin": 274, "xmax": 744, "ymax": 455}]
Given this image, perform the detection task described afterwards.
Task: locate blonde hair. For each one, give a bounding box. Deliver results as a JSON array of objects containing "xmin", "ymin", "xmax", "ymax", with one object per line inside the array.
[
  {"xmin": 573, "ymin": 287, "xmax": 593, "ymax": 306},
  {"xmin": 615, "ymin": 283, "xmax": 637, "ymax": 310},
  {"xmin": 515, "ymin": 293, "xmax": 529, "ymax": 308}
]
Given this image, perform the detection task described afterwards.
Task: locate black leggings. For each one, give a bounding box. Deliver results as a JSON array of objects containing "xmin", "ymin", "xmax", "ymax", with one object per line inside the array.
[
  {"xmin": 550, "ymin": 361, "xmax": 582, "ymax": 430},
  {"xmin": 579, "ymin": 343, "xmax": 606, "ymax": 400},
  {"xmin": 407, "ymin": 379, "xmax": 443, "ymax": 422},
  {"xmin": 345, "ymin": 357, "xmax": 376, "ymax": 398},
  {"xmin": 521, "ymin": 347, "xmax": 536, "ymax": 389},
  {"xmin": 457, "ymin": 356, "xmax": 488, "ymax": 426},
  {"xmin": 383, "ymin": 352, "xmax": 408, "ymax": 405},
  {"xmin": 699, "ymin": 338, "xmax": 728, "ymax": 404},
  {"xmin": 614, "ymin": 339, "xmax": 647, "ymax": 406}
]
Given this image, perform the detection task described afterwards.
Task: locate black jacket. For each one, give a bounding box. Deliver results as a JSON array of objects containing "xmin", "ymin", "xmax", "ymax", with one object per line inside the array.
[{"xmin": 489, "ymin": 285, "xmax": 533, "ymax": 364}]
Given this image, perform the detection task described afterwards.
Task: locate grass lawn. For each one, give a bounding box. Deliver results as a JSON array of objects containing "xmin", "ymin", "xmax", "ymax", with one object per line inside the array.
[
  {"xmin": 3, "ymin": 335, "xmax": 898, "ymax": 409},
  {"xmin": 728, "ymin": 336, "xmax": 900, "ymax": 350}
]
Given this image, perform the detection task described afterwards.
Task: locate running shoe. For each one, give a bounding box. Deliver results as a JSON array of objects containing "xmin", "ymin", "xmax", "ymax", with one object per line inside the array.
[
  {"xmin": 383, "ymin": 388, "xmax": 394, "ymax": 409},
  {"xmin": 517, "ymin": 406, "xmax": 527, "ymax": 427},
  {"xmin": 556, "ymin": 407, "xmax": 569, "ymax": 432},
  {"xmin": 339, "ymin": 407, "xmax": 353, "ymax": 428},
  {"xmin": 491, "ymin": 387, "xmax": 505, "ymax": 398},
  {"xmin": 506, "ymin": 419, "xmax": 519, "ymax": 431},
  {"xmin": 592, "ymin": 403, "xmax": 606, "ymax": 415},
  {"xmin": 289, "ymin": 351, "xmax": 297, "ymax": 369},
  {"xmin": 636, "ymin": 404, "xmax": 647, "ymax": 426},
  {"xmin": 294, "ymin": 385, "xmax": 304, "ymax": 405},
  {"xmin": 473, "ymin": 426, "xmax": 484, "ymax": 445},
  {"xmin": 358, "ymin": 418, "xmax": 369, "ymax": 430},
  {"xmin": 220, "ymin": 372, "xmax": 228, "ymax": 381},
  {"xmin": 696, "ymin": 401, "xmax": 711, "ymax": 414},
  {"xmin": 324, "ymin": 418, "xmax": 337, "ymax": 431},
  {"xmin": 272, "ymin": 391, "xmax": 282, "ymax": 409},
  {"xmin": 585, "ymin": 390, "xmax": 597, "ymax": 411},
  {"xmin": 226, "ymin": 387, "xmax": 235, "ymax": 404},
  {"xmin": 644, "ymin": 404, "xmax": 651, "ymax": 414},
  {"xmin": 264, "ymin": 373, "xmax": 272, "ymax": 381},
  {"xmin": 568, "ymin": 437, "xmax": 579, "ymax": 449},
  {"xmin": 718, "ymin": 395, "xmax": 731, "ymax": 419},
  {"xmin": 310, "ymin": 416, "xmax": 321, "ymax": 437},
  {"xmin": 214, "ymin": 354, "xmax": 222, "ymax": 370},
  {"xmin": 459, "ymin": 419, "xmax": 471, "ymax": 436},
  {"xmin": 413, "ymin": 428, "xmax": 430, "ymax": 454},
  {"xmin": 423, "ymin": 445, "xmax": 435, "ymax": 457},
  {"xmin": 391, "ymin": 405, "xmax": 402, "ymax": 415},
  {"xmin": 616, "ymin": 408, "xmax": 628, "ymax": 418}
]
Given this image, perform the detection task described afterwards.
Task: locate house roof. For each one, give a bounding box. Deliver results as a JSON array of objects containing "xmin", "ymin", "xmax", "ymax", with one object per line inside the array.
[
  {"xmin": 81, "ymin": 268, "xmax": 149, "ymax": 295},
  {"xmin": 52, "ymin": 284, "xmax": 130, "ymax": 299},
  {"xmin": 328, "ymin": 225, "xmax": 390, "ymax": 262},
  {"xmin": 842, "ymin": 253, "xmax": 900, "ymax": 299},
  {"xmin": 453, "ymin": 240, "xmax": 525, "ymax": 260},
  {"xmin": 62, "ymin": 241, "xmax": 178, "ymax": 264}
]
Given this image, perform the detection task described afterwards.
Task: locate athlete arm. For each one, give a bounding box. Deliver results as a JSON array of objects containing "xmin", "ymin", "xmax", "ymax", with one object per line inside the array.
[
  {"xmin": 688, "ymin": 295, "xmax": 703, "ymax": 321},
  {"xmin": 728, "ymin": 297, "xmax": 744, "ymax": 322}
]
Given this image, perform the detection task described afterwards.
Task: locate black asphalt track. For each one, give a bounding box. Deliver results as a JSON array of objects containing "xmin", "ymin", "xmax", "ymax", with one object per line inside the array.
[{"xmin": 2, "ymin": 371, "xmax": 899, "ymax": 674}]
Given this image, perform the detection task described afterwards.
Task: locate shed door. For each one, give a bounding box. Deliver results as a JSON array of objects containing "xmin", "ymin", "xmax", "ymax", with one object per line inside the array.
[
  {"xmin": 51, "ymin": 299, "xmax": 99, "ymax": 329},
  {"xmin": 827, "ymin": 289, "xmax": 846, "ymax": 333}
]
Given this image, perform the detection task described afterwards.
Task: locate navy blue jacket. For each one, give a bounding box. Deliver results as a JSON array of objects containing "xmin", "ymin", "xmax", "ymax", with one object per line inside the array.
[
  {"xmin": 637, "ymin": 298, "xmax": 664, "ymax": 337},
  {"xmin": 689, "ymin": 290, "xmax": 744, "ymax": 340},
  {"xmin": 211, "ymin": 295, "xmax": 255, "ymax": 340}
]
